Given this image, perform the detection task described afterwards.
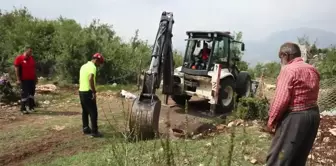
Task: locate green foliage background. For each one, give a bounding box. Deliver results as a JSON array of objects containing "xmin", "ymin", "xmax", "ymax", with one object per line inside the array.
[
  {"xmin": 1, "ymin": 8, "xmax": 336, "ymax": 85},
  {"xmin": 0, "ymin": 8, "xmax": 184, "ymax": 85}
]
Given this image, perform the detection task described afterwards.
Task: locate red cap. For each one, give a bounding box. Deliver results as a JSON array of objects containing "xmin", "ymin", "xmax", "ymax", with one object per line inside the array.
[{"xmin": 92, "ymin": 53, "xmax": 104, "ymax": 63}]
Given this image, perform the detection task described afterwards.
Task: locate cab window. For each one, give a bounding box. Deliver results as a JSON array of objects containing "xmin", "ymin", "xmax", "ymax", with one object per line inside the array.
[{"xmin": 212, "ymin": 37, "xmax": 229, "ymax": 63}]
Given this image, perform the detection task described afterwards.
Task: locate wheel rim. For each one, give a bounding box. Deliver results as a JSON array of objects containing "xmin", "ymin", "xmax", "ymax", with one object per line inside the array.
[{"xmin": 221, "ymin": 86, "xmax": 234, "ymax": 106}]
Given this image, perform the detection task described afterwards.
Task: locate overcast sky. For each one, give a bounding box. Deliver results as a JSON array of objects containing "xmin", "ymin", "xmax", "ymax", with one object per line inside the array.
[{"xmin": 2, "ymin": 0, "xmax": 336, "ymax": 48}]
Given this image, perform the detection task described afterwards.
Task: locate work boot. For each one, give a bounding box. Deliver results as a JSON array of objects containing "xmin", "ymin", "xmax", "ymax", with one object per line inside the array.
[
  {"xmin": 27, "ymin": 109, "xmax": 35, "ymax": 113},
  {"xmin": 20, "ymin": 106, "xmax": 29, "ymax": 114},
  {"xmin": 28, "ymin": 99, "xmax": 36, "ymax": 112},
  {"xmin": 27, "ymin": 107, "xmax": 35, "ymax": 113},
  {"xmin": 83, "ymin": 127, "xmax": 92, "ymax": 135},
  {"xmin": 21, "ymin": 110, "xmax": 29, "ymax": 114},
  {"xmin": 90, "ymin": 131, "xmax": 103, "ymax": 138}
]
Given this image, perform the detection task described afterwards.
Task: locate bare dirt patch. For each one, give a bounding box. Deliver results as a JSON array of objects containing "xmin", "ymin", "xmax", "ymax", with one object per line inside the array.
[
  {"xmin": 0, "ymin": 105, "xmax": 29, "ymax": 129},
  {"xmin": 310, "ymin": 115, "xmax": 336, "ymax": 165},
  {"xmin": 0, "ymin": 128, "xmax": 85, "ymax": 166}
]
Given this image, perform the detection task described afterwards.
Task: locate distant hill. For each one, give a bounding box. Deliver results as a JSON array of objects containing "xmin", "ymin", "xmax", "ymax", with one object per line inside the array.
[{"xmin": 243, "ymin": 28, "xmax": 336, "ymax": 66}]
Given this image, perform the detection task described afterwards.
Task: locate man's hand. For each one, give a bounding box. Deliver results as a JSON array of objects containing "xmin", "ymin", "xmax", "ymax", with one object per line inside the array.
[
  {"xmin": 16, "ymin": 80, "xmax": 21, "ymax": 85},
  {"xmin": 92, "ymin": 92, "xmax": 96, "ymax": 101},
  {"xmin": 261, "ymin": 125, "xmax": 275, "ymax": 136},
  {"xmin": 266, "ymin": 126, "xmax": 276, "ymax": 135}
]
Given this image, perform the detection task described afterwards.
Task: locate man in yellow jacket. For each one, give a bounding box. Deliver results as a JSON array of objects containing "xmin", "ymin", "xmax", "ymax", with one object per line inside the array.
[{"xmin": 79, "ymin": 53, "xmax": 104, "ymax": 137}]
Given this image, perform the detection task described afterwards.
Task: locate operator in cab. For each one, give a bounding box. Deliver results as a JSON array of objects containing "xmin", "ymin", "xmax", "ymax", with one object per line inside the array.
[{"xmin": 199, "ymin": 43, "xmax": 211, "ymax": 61}]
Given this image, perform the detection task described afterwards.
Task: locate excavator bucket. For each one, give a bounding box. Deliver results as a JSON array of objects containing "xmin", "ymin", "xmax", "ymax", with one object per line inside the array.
[{"xmin": 129, "ymin": 95, "xmax": 161, "ymax": 140}]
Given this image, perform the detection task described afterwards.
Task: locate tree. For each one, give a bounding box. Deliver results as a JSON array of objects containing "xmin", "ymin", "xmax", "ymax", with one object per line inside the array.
[
  {"xmin": 0, "ymin": 7, "xmax": 152, "ymax": 84},
  {"xmin": 231, "ymin": 31, "xmax": 250, "ymax": 71},
  {"xmin": 173, "ymin": 50, "xmax": 183, "ymax": 68}
]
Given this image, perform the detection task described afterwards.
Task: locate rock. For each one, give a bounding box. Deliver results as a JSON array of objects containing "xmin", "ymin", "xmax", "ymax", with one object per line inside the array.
[
  {"xmin": 192, "ymin": 133, "xmax": 203, "ymax": 140},
  {"xmin": 228, "ymin": 121, "xmax": 235, "ymax": 127},
  {"xmin": 236, "ymin": 119, "xmax": 245, "ymax": 126},
  {"xmin": 183, "ymin": 158, "xmax": 190, "ymax": 165},
  {"xmin": 216, "ymin": 124, "xmax": 226, "ymax": 130},
  {"xmin": 317, "ymin": 131, "xmax": 321, "ymax": 137},
  {"xmin": 258, "ymin": 134, "xmax": 268, "ymax": 138},
  {"xmin": 52, "ymin": 125, "xmax": 65, "ymax": 131},
  {"xmin": 323, "ymin": 137, "xmax": 330, "ymax": 143},
  {"xmin": 308, "ymin": 154, "xmax": 315, "ymax": 160},
  {"xmin": 205, "ymin": 142, "xmax": 212, "ymax": 147},
  {"xmin": 170, "ymin": 128, "xmax": 185, "ymax": 139},
  {"xmin": 240, "ymin": 141, "xmax": 246, "ymax": 145},
  {"xmin": 329, "ymin": 128, "xmax": 336, "ymax": 136},
  {"xmin": 244, "ymin": 155, "xmax": 250, "ymax": 161},
  {"xmin": 252, "ymin": 120, "xmax": 259, "ymax": 126},
  {"xmin": 121, "ymin": 90, "xmax": 137, "ymax": 99},
  {"xmin": 43, "ymin": 100, "xmax": 50, "ymax": 105},
  {"xmin": 36, "ymin": 84, "xmax": 57, "ymax": 93},
  {"xmin": 250, "ymin": 158, "xmax": 257, "ymax": 164}
]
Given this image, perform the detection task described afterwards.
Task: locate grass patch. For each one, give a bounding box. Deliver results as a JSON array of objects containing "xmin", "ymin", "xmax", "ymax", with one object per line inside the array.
[{"xmin": 28, "ymin": 126, "xmax": 271, "ymax": 166}]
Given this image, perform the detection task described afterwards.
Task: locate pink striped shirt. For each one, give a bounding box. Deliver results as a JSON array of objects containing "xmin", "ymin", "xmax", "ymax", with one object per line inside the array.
[{"xmin": 268, "ymin": 57, "xmax": 320, "ymax": 128}]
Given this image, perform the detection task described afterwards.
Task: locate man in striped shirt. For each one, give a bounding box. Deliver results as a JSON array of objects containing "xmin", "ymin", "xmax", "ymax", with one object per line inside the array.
[{"xmin": 266, "ymin": 42, "xmax": 320, "ymax": 166}]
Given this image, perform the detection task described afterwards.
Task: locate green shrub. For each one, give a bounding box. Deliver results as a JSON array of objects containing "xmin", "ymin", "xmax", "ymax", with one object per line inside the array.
[
  {"xmin": 0, "ymin": 81, "xmax": 20, "ymax": 104},
  {"xmin": 235, "ymin": 97, "xmax": 269, "ymax": 121}
]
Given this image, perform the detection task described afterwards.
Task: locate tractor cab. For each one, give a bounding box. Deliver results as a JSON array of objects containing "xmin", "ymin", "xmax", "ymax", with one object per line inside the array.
[{"xmin": 182, "ymin": 31, "xmax": 245, "ymax": 77}]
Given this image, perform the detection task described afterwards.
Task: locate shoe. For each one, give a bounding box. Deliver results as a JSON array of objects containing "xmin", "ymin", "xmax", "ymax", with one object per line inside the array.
[
  {"xmin": 90, "ymin": 132, "xmax": 103, "ymax": 138},
  {"xmin": 83, "ymin": 127, "xmax": 92, "ymax": 135},
  {"xmin": 27, "ymin": 108, "xmax": 35, "ymax": 113},
  {"xmin": 21, "ymin": 110, "xmax": 29, "ymax": 114}
]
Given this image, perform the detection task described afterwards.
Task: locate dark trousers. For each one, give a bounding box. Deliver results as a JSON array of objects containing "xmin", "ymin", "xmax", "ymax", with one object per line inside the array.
[
  {"xmin": 79, "ymin": 91, "xmax": 98, "ymax": 133},
  {"xmin": 266, "ymin": 107, "xmax": 320, "ymax": 166},
  {"xmin": 20, "ymin": 80, "xmax": 36, "ymax": 111}
]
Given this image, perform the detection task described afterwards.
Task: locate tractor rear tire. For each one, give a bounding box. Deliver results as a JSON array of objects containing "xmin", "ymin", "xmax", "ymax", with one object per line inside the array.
[
  {"xmin": 216, "ymin": 77, "xmax": 236, "ymax": 114},
  {"xmin": 236, "ymin": 72, "xmax": 252, "ymax": 98},
  {"xmin": 171, "ymin": 95, "xmax": 191, "ymax": 106}
]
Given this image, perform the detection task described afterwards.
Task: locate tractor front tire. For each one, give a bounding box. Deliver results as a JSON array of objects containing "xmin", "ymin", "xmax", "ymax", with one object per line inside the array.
[
  {"xmin": 171, "ymin": 95, "xmax": 191, "ymax": 106},
  {"xmin": 216, "ymin": 77, "xmax": 236, "ymax": 114}
]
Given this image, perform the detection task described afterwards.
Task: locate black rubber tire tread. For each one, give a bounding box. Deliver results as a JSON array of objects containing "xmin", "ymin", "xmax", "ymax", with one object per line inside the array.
[
  {"xmin": 216, "ymin": 77, "xmax": 235, "ymax": 114},
  {"xmin": 236, "ymin": 71, "xmax": 252, "ymax": 98}
]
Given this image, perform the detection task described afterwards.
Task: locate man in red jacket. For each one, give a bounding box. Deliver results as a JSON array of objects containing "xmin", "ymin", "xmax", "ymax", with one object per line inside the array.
[{"xmin": 14, "ymin": 47, "xmax": 38, "ymax": 114}]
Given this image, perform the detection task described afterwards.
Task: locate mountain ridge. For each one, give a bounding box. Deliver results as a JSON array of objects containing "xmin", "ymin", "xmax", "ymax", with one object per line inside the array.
[{"xmin": 243, "ymin": 27, "xmax": 336, "ymax": 66}]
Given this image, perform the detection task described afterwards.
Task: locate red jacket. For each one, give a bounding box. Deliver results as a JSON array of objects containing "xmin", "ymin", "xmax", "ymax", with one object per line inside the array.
[{"xmin": 14, "ymin": 55, "xmax": 36, "ymax": 80}]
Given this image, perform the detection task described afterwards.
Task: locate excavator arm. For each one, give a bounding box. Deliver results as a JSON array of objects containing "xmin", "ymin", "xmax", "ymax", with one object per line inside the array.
[
  {"xmin": 129, "ymin": 12, "xmax": 174, "ymax": 140},
  {"xmin": 140, "ymin": 11, "xmax": 174, "ymax": 97}
]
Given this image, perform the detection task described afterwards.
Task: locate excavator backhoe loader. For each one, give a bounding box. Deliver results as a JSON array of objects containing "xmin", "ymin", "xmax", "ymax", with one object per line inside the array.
[{"xmin": 129, "ymin": 12, "xmax": 255, "ymax": 140}]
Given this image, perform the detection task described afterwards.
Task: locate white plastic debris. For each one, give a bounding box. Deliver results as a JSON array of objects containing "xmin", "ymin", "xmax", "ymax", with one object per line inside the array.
[{"xmin": 121, "ymin": 90, "xmax": 137, "ymax": 99}]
